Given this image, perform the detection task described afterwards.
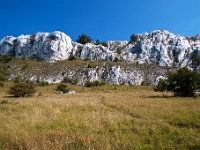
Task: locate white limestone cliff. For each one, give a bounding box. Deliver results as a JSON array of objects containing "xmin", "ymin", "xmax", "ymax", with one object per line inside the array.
[{"xmin": 0, "ymin": 30, "xmax": 200, "ymax": 68}]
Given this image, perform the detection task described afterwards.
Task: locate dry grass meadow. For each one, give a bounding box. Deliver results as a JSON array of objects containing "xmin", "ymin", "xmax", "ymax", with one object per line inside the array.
[{"xmin": 0, "ymin": 82, "xmax": 200, "ymax": 150}]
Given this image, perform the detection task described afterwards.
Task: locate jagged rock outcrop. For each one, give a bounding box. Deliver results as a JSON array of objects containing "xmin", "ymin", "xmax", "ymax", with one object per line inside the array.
[
  {"xmin": 80, "ymin": 43, "xmax": 114, "ymax": 61},
  {"xmin": 7, "ymin": 60, "xmax": 173, "ymax": 85},
  {"xmin": 118, "ymin": 30, "xmax": 195, "ymax": 67},
  {"xmin": 1, "ymin": 30, "xmax": 200, "ymax": 68},
  {"xmin": 0, "ymin": 31, "xmax": 73, "ymax": 62}
]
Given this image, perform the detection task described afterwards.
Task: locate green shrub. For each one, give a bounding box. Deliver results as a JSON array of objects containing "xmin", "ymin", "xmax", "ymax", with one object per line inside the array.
[
  {"xmin": 56, "ymin": 84, "xmax": 69, "ymax": 93},
  {"xmin": 130, "ymin": 33, "xmax": 138, "ymax": 43},
  {"xmin": 0, "ymin": 82, "xmax": 4, "ymax": 87},
  {"xmin": 0, "ymin": 74, "xmax": 6, "ymax": 81},
  {"xmin": 38, "ymin": 81, "xmax": 49, "ymax": 86},
  {"xmin": 8, "ymin": 83, "xmax": 36, "ymax": 97},
  {"xmin": 14, "ymin": 76, "xmax": 22, "ymax": 83},
  {"xmin": 114, "ymin": 57, "xmax": 118, "ymax": 62},
  {"xmin": 30, "ymin": 34, "xmax": 36, "ymax": 46},
  {"xmin": 62, "ymin": 77, "xmax": 72, "ymax": 84},
  {"xmin": 0, "ymin": 55, "xmax": 13, "ymax": 63},
  {"xmin": 101, "ymin": 42, "xmax": 108, "ymax": 47},
  {"xmin": 94, "ymin": 39, "xmax": 101, "ymax": 45},
  {"xmin": 62, "ymin": 77, "xmax": 79, "ymax": 85},
  {"xmin": 0, "ymin": 54, "xmax": 13, "ymax": 63},
  {"xmin": 84, "ymin": 58, "xmax": 90, "ymax": 61},
  {"xmin": 68, "ymin": 55, "xmax": 76, "ymax": 61},
  {"xmin": 76, "ymin": 33, "xmax": 92, "ymax": 44},
  {"xmin": 85, "ymin": 80, "xmax": 106, "ymax": 87}
]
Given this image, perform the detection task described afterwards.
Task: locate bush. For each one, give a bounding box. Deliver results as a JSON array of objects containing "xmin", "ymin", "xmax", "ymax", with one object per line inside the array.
[
  {"xmin": 130, "ymin": 33, "xmax": 138, "ymax": 43},
  {"xmin": 85, "ymin": 80, "xmax": 106, "ymax": 87},
  {"xmin": 30, "ymin": 34, "xmax": 36, "ymax": 46},
  {"xmin": 8, "ymin": 83, "xmax": 36, "ymax": 97},
  {"xmin": 0, "ymin": 54, "xmax": 13, "ymax": 63},
  {"xmin": 38, "ymin": 81, "xmax": 49, "ymax": 86},
  {"xmin": 0, "ymin": 74, "xmax": 6, "ymax": 81},
  {"xmin": 62, "ymin": 77, "xmax": 79, "ymax": 85},
  {"xmin": 56, "ymin": 84, "xmax": 69, "ymax": 93},
  {"xmin": 14, "ymin": 76, "xmax": 22, "ymax": 83},
  {"xmin": 68, "ymin": 55, "xmax": 76, "ymax": 61},
  {"xmin": 94, "ymin": 39, "xmax": 101, "ymax": 45},
  {"xmin": 76, "ymin": 33, "xmax": 92, "ymax": 44},
  {"xmin": 114, "ymin": 57, "xmax": 118, "ymax": 62},
  {"xmin": 101, "ymin": 42, "xmax": 108, "ymax": 47},
  {"xmin": 0, "ymin": 82, "xmax": 4, "ymax": 87}
]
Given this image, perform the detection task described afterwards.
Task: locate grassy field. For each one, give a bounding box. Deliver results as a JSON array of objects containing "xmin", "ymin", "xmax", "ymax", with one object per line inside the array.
[{"xmin": 0, "ymin": 82, "xmax": 200, "ymax": 150}]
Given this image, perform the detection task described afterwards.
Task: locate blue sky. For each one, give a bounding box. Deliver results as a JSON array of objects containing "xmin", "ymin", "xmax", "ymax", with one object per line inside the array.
[{"xmin": 0, "ymin": 0, "xmax": 199, "ymax": 41}]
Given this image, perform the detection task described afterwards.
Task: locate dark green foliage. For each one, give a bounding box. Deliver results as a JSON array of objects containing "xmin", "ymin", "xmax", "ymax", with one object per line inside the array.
[
  {"xmin": 85, "ymin": 80, "xmax": 106, "ymax": 87},
  {"xmin": 68, "ymin": 55, "xmax": 76, "ymax": 61},
  {"xmin": 14, "ymin": 76, "xmax": 22, "ymax": 83},
  {"xmin": 75, "ymin": 46, "xmax": 83, "ymax": 57},
  {"xmin": 154, "ymin": 78, "xmax": 167, "ymax": 97},
  {"xmin": 13, "ymin": 39, "xmax": 17, "ymax": 46},
  {"xmin": 8, "ymin": 83, "xmax": 36, "ymax": 97},
  {"xmin": 167, "ymin": 68, "xmax": 200, "ymax": 97},
  {"xmin": 155, "ymin": 68, "xmax": 200, "ymax": 97},
  {"xmin": 48, "ymin": 35, "xmax": 57, "ymax": 41},
  {"xmin": 94, "ymin": 39, "xmax": 101, "ymax": 45},
  {"xmin": 0, "ymin": 82, "xmax": 4, "ymax": 87},
  {"xmin": 114, "ymin": 57, "xmax": 118, "ymax": 62},
  {"xmin": 38, "ymin": 81, "xmax": 49, "ymax": 86},
  {"xmin": 84, "ymin": 58, "xmax": 90, "ymax": 61},
  {"xmin": 190, "ymin": 51, "xmax": 200, "ymax": 70},
  {"xmin": 30, "ymin": 34, "xmax": 36, "ymax": 46},
  {"xmin": 76, "ymin": 34, "xmax": 92, "ymax": 44},
  {"xmin": 0, "ymin": 74, "xmax": 6, "ymax": 81},
  {"xmin": 0, "ymin": 54, "xmax": 13, "ymax": 63},
  {"xmin": 101, "ymin": 42, "xmax": 108, "ymax": 47},
  {"xmin": 62, "ymin": 77, "xmax": 78, "ymax": 85},
  {"xmin": 56, "ymin": 84, "xmax": 69, "ymax": 93},
  {"xmin": 130, "ymin": 34, "xmax": 138, "ymax": 43},
  {"xmin": 0, "ymin": 66, "xmax": 9, "ymax": 81},
  {"xmin": 62, "ymin": 77, "xmax": 72, "ymax": 84}
]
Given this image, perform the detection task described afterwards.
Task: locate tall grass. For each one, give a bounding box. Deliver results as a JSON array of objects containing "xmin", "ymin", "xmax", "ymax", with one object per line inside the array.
[{"xmin": 0, "ymin": 83, "xmax": 199, "ymax": 149}]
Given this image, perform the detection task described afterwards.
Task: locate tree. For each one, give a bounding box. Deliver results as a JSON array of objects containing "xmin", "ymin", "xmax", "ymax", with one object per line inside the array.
[
  {"xmin": 154, "ymin": 68, "xmax": 200, "ymax": 97},
  {"xmin": 76, "ymin": 33, "xmax": 92, "ymax": 44},
  {"xmin": 168, "ymin": 68, "xmax": 200, "ymax": 97},
  {"xmin": 8, "ymin": 83, "xmax": 36, "ymax": 97},
  {"xmin": 101, "ymin": 42, "xmax": 108, "ymax": 47},
  {"xmin": 94, "ymin": 39, "xmax": 101, "ymax": 45},
  {"xmin": 154, "ymin": 78, "xmax": 167, "ymax": 97},
  {"xmin": 130, "ymin": 33, "xmax": 138, "ymax": 43}
]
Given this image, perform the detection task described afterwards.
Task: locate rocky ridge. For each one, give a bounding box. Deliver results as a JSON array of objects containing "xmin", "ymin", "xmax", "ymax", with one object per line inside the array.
[
  {"xmin": 0, "ymin": 30, "xmax": 199, "ymax": 85},
  {"xmin": 0, "ymin": 30, "xmax": 200, "ymax": 67}
]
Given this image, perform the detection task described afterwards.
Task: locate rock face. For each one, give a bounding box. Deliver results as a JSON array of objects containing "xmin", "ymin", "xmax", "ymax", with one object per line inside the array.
[
  {"xmin": 1, "ymin": 30, "xmax": 200, "ymax": 68},
  {"xmin": 118, "ymin": 30, "xmax": 198, "ymax": 68},
  {"xmin": 7, "ymin": 61, "xmax": 172, "ymax": 85},
  {"xmin": 0, "ymin": 31, "xmax": 73, "ymax": 62}
]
